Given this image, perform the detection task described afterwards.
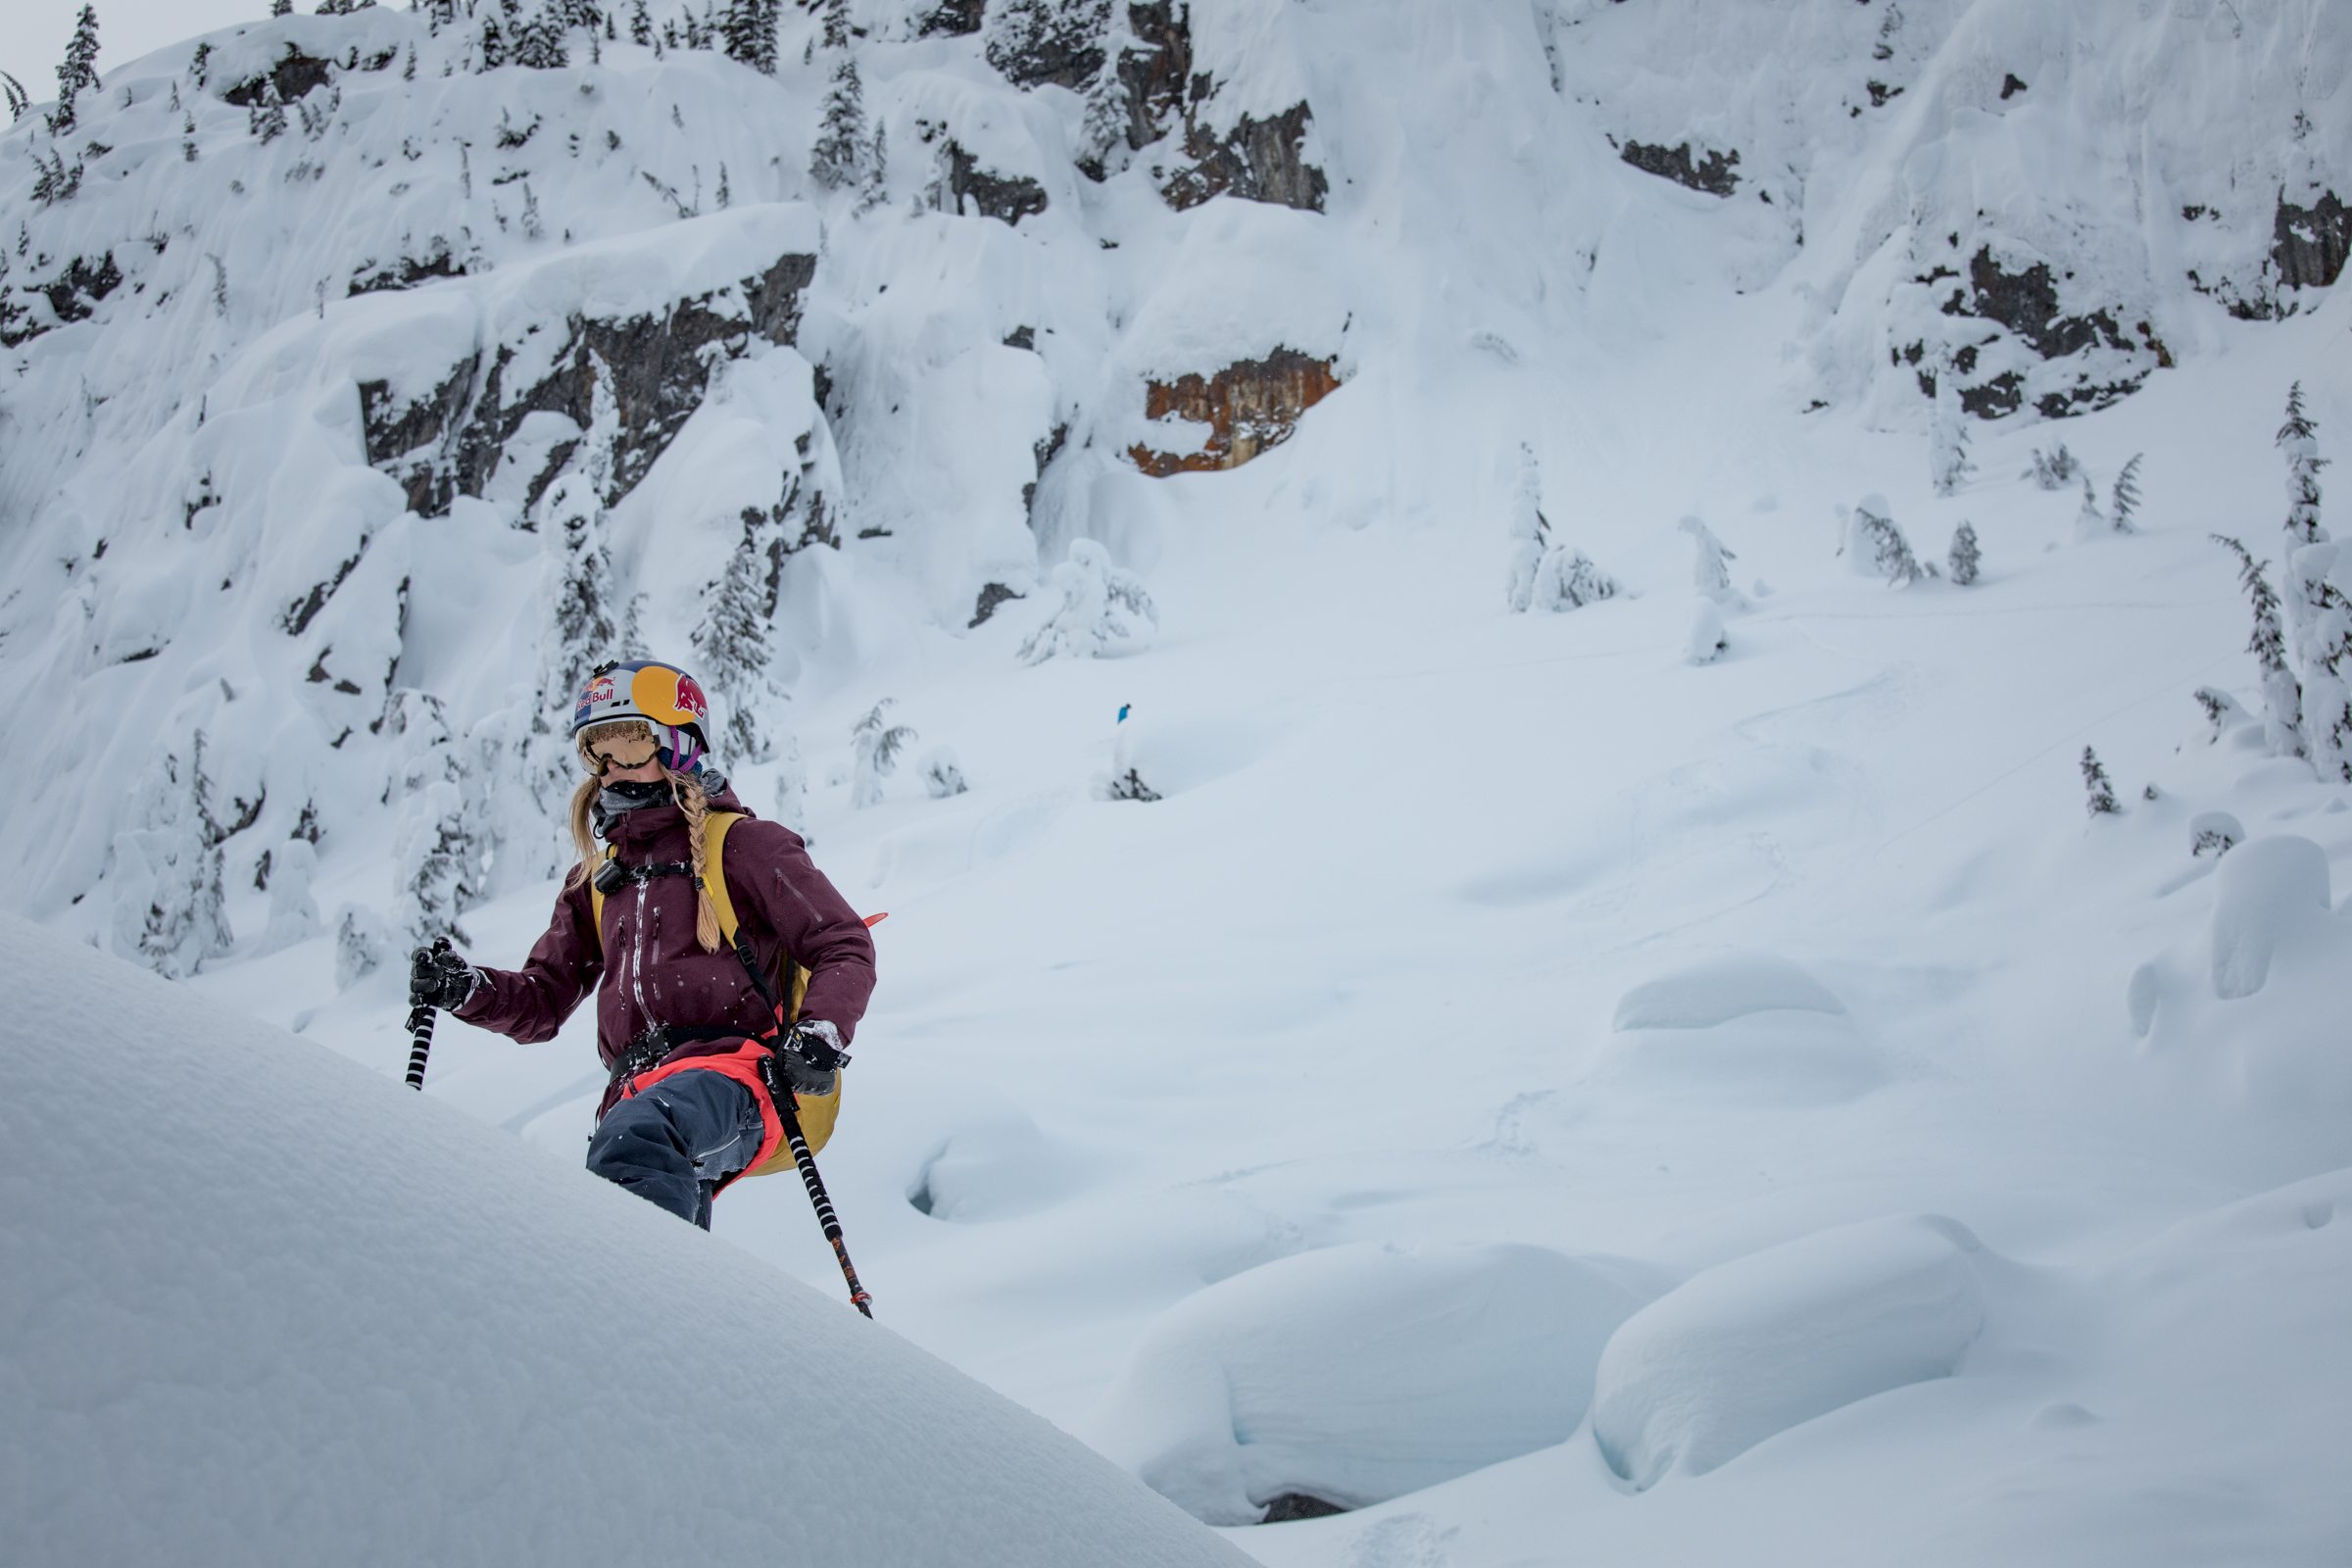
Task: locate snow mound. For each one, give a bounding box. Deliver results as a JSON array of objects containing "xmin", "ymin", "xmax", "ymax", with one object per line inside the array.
[
  {"xmin": 1594, "ymin": 955, "xmax": 1878, "ymax": 1105},
  {"xmin": 1611, "ymin": 954, "xmax": 1849, "ymax": 1030},
  {"xmin": 1089, "ymin": 1242, "xmax": 1667, "ymax": 1525},
  {"xmin": 2209, "ymin": 835, "xmax": 2333, "ymax": 1001},
  {"xmin": 906, "ymin": 1111, "xmax": 1100, "ymax": 1223},
  {"xmin": 0, "ymin": 915, "xmax": 1249, "ymax": 1568},
  {"xmin": 1592, "ymin": 1215, "xmax": 1987, "ymax": 1491}
]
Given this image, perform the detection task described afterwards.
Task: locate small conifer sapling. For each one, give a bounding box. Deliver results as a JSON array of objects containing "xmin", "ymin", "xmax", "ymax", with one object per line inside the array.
[
  {"xmin": 2080, "ymin": 747, "xmax": 2120, "ymax": 816},
  {"xmin": 1948, "ymin": 519, "xmax": 1981, "ymax": 585}
]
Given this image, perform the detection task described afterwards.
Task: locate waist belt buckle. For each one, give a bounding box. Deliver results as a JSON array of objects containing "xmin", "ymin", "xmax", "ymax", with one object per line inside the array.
[{"xmin": 617, "ymin": 1023, "xmax": 671, "ymax": 1087}]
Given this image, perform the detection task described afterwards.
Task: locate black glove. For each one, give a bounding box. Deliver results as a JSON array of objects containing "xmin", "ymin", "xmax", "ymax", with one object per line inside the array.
[
  {"xmin": 410, "ymin": 945, "xmax": 482, "ymax": 1012},
  {"xmin": 769, "ymin": 1020, "xmax": 847, "ymax": 1099}
]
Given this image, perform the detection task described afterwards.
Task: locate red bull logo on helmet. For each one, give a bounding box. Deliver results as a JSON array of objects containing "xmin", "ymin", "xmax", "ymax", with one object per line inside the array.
[
  {"xmin": 574, "ymin": 671, "xmax": 617, "ymax": 727},
  {"xmin": 630, "ymin": 663, "xmax": 708, "ymax": 728}
]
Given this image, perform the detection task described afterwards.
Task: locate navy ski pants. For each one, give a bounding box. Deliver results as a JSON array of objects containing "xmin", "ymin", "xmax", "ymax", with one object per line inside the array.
[{"xmin": 586, "ymin": 1069, "xmax": 766, "ymax": 1229}]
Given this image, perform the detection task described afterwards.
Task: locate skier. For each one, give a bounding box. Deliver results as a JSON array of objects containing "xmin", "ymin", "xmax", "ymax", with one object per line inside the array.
[{"xmin": 409, "ymin": 659, "xmax": 875, "ymax": 1228}]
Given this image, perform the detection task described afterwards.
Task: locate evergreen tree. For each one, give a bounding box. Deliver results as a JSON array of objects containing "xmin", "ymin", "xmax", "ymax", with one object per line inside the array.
[
  {"xmin": 1679, "ymin": 514, "xmax": 1742, "ymax": 601},
  {"xmin": 857, "ymin": 121, "xmax": 888, "ymax": 212},
  {"xmin": 919, "ymin": 747, "xmax": 969, "ymax": 798},
  {"xmin": 49, "ymin": 5, "xmax": 101, "ymax": 136},
  {"xmin": 1503, "ymin": 443, "xmax": 1548, "ymax": 612},
  {"xmin": 692, "ymin": 513, "xmax": 777, "ymax": 761},
  {"xmin": 852, "ymin": 701, "xmax": 916, "ymax": 808},
  {"xmin": 2278, "ymin": 380, "xmax": 2328, "ymax": 545},
  {"xmin": 1533, "ymin": 546, "xmax": 1619, "ymax": 612},
  {"xmin": 258, "ymin": 837, "xmax": 323, "ymax": 955},
  {"xmin": 2080, "ymin": 746, "xmax": 2120, "ymax": 816},
  {"xmin": 2022, "ymin": 442, "xmax": 2078, "ymax": 491},
  {"xmin": 2213, "ymin": 533, "xmax": 2305, "ymax": 759},
  {"xmin": 629, "ymin": 0, "xmax": 652, "ymax": 44},
  {"xmin": 1017, "ymin": 539, "xmax": 1157, "ymax": 663},
  {"xmin": 5, "ymin": 70, "xmax": 31, "ymax": 123},
  {"xmin": 820, "ymin": 0, "xmax": 850, "ymax": 49},
  {"xmin": 388, "ymin": 690, "xmax": 486, "ymax": 948},
  {"xmin": 479, "ymin": 15, "xmax": 508, "ymax": 68},
  {"xmin": 250, "ymin": 82, "xmax": 288, "ymax": 142},
  {"xmin": 513, "ymin": 9, "xmax": 570, "ymax": 68},
  {"xmin": 1930, "ymin": 361, "xmax": 1973, "ymax": 496},
  {"xmin": 1948, "ymin": 519, "xmax": 1981, "ymax": 585},
  {"xmin": 2109, "ymin": 453, "xmax": 2143, "ymax": 532},
  {"xmin": 722, "ymin": 0, "xmax": 778, "ymax": 72},
  {"xmin": 2283, "ymin": 544, "xmax": 2352, "ymax": 782},
  {"xmin": 2071, "ymin": 472, "xmax": 2107, "ymax": 543},
  {"xmin": 182, "ymin": 111, "xmax": 197, "ymax": 161},
  {"xmin": 110, "ymin": 735, "xmax": 233, "ymax": 978},
  {"xmin": 809, "ymin": 53, "xmax": 867, "ymax": 191},
  {"xmin": 271, "ymin": 0, "xmax": 292, "ymax": 15},
  {"xmin": 1848, "ymin": 497, "xmax": 1930, "ymax": 585}
]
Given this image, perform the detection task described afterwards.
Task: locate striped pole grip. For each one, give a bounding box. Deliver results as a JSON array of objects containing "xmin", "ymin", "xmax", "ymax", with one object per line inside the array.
[{"xmin": 404, "ymin": 999, "xmax": 437, "ymax": 1091}]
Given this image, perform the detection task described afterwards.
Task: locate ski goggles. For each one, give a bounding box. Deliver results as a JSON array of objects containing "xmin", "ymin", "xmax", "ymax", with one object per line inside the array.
[
  {"xmin": 577, "ymin": 718, "xmax": 708, "ymax": 777},
  {"xmin": 579, "ymin": 722, "xmax": 662, "ymax": 773}
]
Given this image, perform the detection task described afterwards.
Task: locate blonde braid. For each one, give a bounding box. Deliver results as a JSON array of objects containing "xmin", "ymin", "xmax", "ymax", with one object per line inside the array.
[
  {"xmin": 672, "ymin": 769, "xmax": 724, "ymax": 954},
  {"xmin": 564, "ymin": 775, "xmax": 601, "ymax": 890}
]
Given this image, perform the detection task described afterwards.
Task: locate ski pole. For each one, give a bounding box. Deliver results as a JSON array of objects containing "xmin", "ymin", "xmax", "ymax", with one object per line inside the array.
[
  {"xmin": 404, "ymin": 936, "xmax": 451, "ymax": 1091},
  {"xmin": 764, "ymin": 1055, "xmax": 874, "ymax": 1319}
]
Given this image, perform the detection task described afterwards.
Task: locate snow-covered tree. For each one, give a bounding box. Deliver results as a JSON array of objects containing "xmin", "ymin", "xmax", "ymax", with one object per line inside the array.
[
  {"xmin": 1532, "ymin": 545, "xmax": 1619, "ymax": 612},
  {"xmin": 2110, "ymin": 453, "xmax": 2143, "ymax": 533},
  {"xmin": 983, "ymin": 0, "xmax": 1108, "ymax": 88},
  {"xmin": 2022, "ymin": 443, "xmax": 2078, "ymax": 491},
  {"xmin": 1018, "ymin": 538, "xmax": 1157, "ymax": 663},
  {"xmin": 511, "ymin": 9, "xmax": 570, "ymax": 69},
  {"xmin": 2212, "ymin": 533, "xmax": 2305, "ymax": 759},
  {"xmin": 48, "ymin": 5, "xmax": 100, "ymax": 137},
  {"xmin": 628, "ymin": 0, "xmax": 652, "ymax": 45},
  {"xmin": 258, "ymin": 837, "xmax": 323, "ymax": 955},
  {"xmin": 332, "ymin": 901, "xmax": 390, "ymax": 989},
  {"xmin": 919, "ymin": 747, "xmax": 969, "ymax": 798},
  {"xmin": 1504, "ymin": 444, "xmax": 1548, "ymax": 612},
  {"xmin": 388, "ymin": 690, "xmax": 486, "ymax": 949},
  {"xmin": 2191, "ymin": 686, "xmax": 2250, "ymax": 744},
  {"xmin": 110, "ymin": 735, "xmax": 233, "ymax": 979},
  {"xmin": 2278, "ymin": 381, "xmax": 2328, "ymax": 546},
  {"xmin": 1846, "ymin": 496, "xmax": 1929, "ymax": 586},
  {"xmin": 692, "ymin": 512, "xmax": 779, "ymax": 762},
  {"xmin": 852, "ymin": 701, "xmax": 916, "ymax": 808},
  {"xmin": 771, "ymin": 736, "xmax": 810, "ymax": 838},
  {"xmin": 249, "ymin": 82, "xmax": 287, "ymax": 144},
  {"xmin": 722, "ymin": 0, "xmax": 778, "ymax": 72},
  {"xmin": 1684, "ymin": 599, "xmax": 1728, "ymax": 664},
  {"xmin": 2080, "ymin": 746, "xmax": 2119, "ymax": 816},
  {"xmin": 2071, "ymin": 473, "xmax": 2108, "ymax": 543},
  {"xmin": 2283, "ymin": 541, "xmax": 2352, "ymax": 782},
  {"xmin": 4, "ymin": 71, "xmax": 30, "ymax": 123},
  {"xmin": 479, "ymin": 15, "xmax": 508, "ymax": 69},
  {"xmin": 1930, "ymin": 360, "xmax": 1973, "ymax": 496},
  {"xmin": 1678, "ymin": 514, "xmax": 1740, "ymax": 603},
  {"xmin": 1948, "ymin": 519, "xmax": 1981, "ymax": 585},
  {"xmin": 809, "ymin": 54, "xmax": 867, "ymax": 191}
]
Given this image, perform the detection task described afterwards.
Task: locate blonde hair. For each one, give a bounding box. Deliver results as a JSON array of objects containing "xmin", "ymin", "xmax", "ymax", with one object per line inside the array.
[{"xmin": 566, "ymin": 722, "xmax": 722, "ymax": 955}]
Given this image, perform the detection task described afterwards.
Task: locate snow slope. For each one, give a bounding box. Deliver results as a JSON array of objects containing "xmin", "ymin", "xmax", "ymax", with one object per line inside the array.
[
  {"xmin": 6, "ymin": 0, "xmax": 2352, "ymax": 1562},
  {"xmin": 0, "ymin": 911, "xmax": 1253, "ymax": 1568}
]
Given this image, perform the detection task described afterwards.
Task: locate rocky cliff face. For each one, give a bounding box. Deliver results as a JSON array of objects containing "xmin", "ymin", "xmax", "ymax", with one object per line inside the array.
[{"xmin": 1129, "ymin": 349, "xmax": 1341, "ymax": 476}]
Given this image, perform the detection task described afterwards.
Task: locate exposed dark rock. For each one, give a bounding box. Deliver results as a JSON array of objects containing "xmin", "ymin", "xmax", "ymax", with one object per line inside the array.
[
  {"xmin": 1959, "ymin": 371, "xmax": 2023, "ymax": 419},
  {"xmin": 969, "ymin": 582, "xmax": 1024, "ymax": 628},
  {"xmin": 1025, "ymin": 421, "xmax": 1069, "ymax": 516},
  {"xmin": 936, "ymin": 141, "xmax": 1049, "ymax": 225},
  {"xmin": 1130, "ymin": 349, "xmax": 1341, "ymax": 475},
  {"xmin": 349, "ymin": 243, "xmax": 464, "ymax": 297},
  {"xmin": 1866, "ymin": 80, "xmax": 1901, "ymax": 108},
  {"xmin": 306, "ymin": 650, "xmax": 365, "ymax": 696},
  {"xmin": 283, "ymin": 547, "xmax": 367, "ymax": 637},
  {"xmin": 1259, "ymin": 1494, "xmax": 1348, "ymax": 1524},
  {"xmin": 917, "ymin": 0, "xmax": 984, "ymax": 36},
  {"xmin": 1620, "ymin": 139, "xmax": 1740, "ymax": 197},
  {"xmin": 222, "ymin": 46, "xmax": 335, "ymax": 107},
  {"xmin": 1163, "ymin": 101, "xmax": 1328, "ymax": 213},
  {"xmin": 358, "ymin": 251, "xmax": 816, "ymax": 519},
  {"xmin": 2000, "ymin": 73, "xmax": 2028, "ymax": 99},
  {"xmin": 3, "ymin": 251, "xmax": 123, "ymax": 347},
  {"xmin": 1111, "ymin": 0, "xmax": 1198, "ymax": 153},
  {"xmin": 985, "ymin": 0, "xmax": 1111, "ymax": 91},
  {"xmin": 1954, "ymin": 247, "xmax": 2130, "ymax": 360},
  {"xmin": 2273, "ymin": 190, "xmax": 2350, "ymax": 293},
  {"xmin": 1003, "ymin": 325, "xmax": 1036, "ymax": 351}
]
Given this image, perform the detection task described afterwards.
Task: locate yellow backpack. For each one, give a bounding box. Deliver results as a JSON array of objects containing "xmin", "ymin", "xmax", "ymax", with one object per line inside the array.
[{"xmin": 590, "ymin": 810, "xmax": 839, "ymax": 1171}]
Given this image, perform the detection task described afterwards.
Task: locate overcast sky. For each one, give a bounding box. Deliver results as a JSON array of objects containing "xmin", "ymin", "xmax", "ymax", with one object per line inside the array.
[{"xmin": 6, "ymin": 0, "xmax": 265, "ymax": 110}]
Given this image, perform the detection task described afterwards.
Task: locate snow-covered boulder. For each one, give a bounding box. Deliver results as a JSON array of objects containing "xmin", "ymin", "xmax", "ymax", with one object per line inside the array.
[
  {"xmin": 1592, "ymin": 1215, "xmax": 1988, "ymax": 1492},
  {"xmin": 1090, "ymin": 1242, "xmax": 1668, "ymax": 1525},
  {"xmin": 0, "ymin": 914, "xmax": 1250, "ymax": 1568},
  {"xmin": 1593, "ymin": 954, "xmax": 1881, "ymax": 1105},
  {"xmin": 2209, "ymin": 835, "xmax": 2333, "ymax": 1001}
]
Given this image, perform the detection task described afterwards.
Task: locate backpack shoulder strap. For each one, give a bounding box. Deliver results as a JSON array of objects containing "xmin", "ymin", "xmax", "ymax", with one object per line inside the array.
[
  {"xmin": 588, "ymin": 845, "xmax": 615, "ymax": 952},
  {"xmin": 702, "ymin": 810, "xmax": 746, "ymax": 948}
]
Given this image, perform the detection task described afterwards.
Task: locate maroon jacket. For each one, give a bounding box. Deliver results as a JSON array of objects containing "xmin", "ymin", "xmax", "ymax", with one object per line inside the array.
[{"xmin": 457, "ymin": 789, "xmax": 875, "ymax": 1112}]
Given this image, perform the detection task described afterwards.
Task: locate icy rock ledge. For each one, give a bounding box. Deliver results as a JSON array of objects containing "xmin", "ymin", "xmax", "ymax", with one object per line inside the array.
[{"xmin": 1592, "ymin": 1215, "xmax": 1987, "ymax": 1492}]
